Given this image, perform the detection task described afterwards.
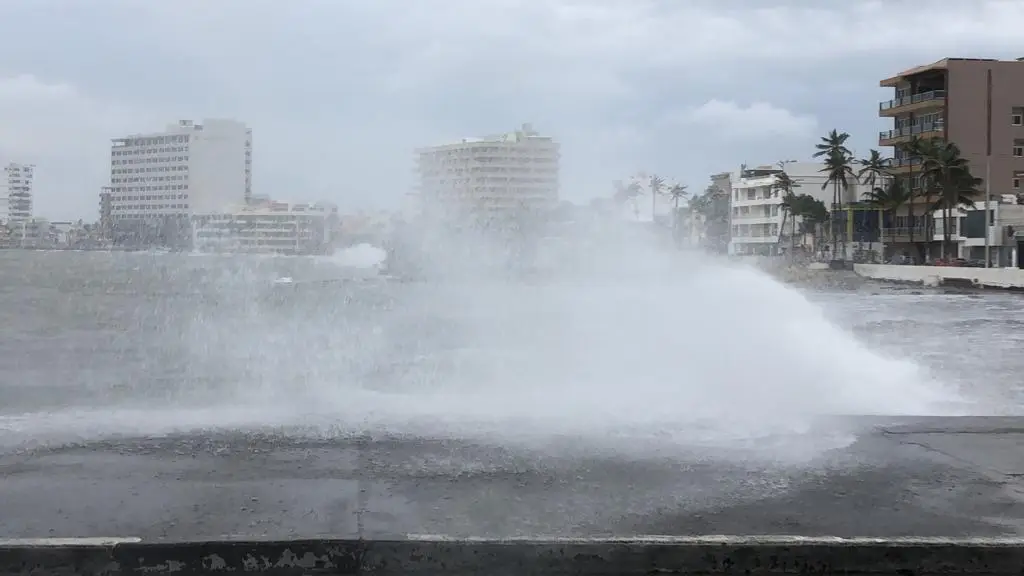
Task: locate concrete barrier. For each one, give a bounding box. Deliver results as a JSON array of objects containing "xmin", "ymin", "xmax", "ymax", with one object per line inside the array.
[
  {"xmin": 854, "ymin": 263, "xmax": 1024, "ymax": 289},
  {"xmin": 4, "ymin": 536, "xmax": 1024, "ymax": 575}
]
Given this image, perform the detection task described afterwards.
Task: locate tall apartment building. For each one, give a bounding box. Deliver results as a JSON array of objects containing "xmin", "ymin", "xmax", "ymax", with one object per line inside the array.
[
  {"xmin": 728, "ymin": 162, "xmax": 869, "ymax": 256},
  {"xmin": 106, "ymin": 119, "xmax": 252, "ymax": 247},
  {"xmin": 415, "ymin": 123, "xmax": 560, "ymax": 226},
  {"xmin": 879, "ymin": 57, "xmax": 1024, "ymax": 197},
  {"xmin": 1, "ymin": 162, "xmax": 34, "ymax": 223}
]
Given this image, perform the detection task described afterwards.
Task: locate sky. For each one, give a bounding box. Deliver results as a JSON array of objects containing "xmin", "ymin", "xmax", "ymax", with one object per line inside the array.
[{"xmin": 2, "ymin": 0, "xmax": 1024, "ymax": 221}]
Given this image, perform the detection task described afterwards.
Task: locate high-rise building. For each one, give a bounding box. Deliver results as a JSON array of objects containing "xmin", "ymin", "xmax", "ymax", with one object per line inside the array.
[
  {"xmin": 106, "ymin": 119, "xmax": 252, "ymax": 247},
  {"xmin": 878, "ymin": 57, "xmax": 1024, "ymax": 260},
  {"xmin": 879, "ymin": 57, "xmax": 1024, "ymax": 198},
  {"xmin": 415, "ymin": 123, "xmax": 560, "ymax": 226},
  {"xmin": 1, "ymin": 162, "xmax": 34, "ymax": 223}
]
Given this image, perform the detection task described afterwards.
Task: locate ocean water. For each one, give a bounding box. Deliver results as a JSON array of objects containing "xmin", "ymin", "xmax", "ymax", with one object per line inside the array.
[
  {"xmin": 1, "ymin": 247, "xmax": 1023, "ymax": 538},
  {"xmin": 0, "ymin": 247, "xmax": 1014, "ymax": 450}
]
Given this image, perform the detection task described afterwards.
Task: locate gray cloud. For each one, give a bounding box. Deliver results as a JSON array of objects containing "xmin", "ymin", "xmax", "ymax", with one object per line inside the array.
[{"xmin": 1, "ymin": 0, "xmax": 1023, "ymax": 219}]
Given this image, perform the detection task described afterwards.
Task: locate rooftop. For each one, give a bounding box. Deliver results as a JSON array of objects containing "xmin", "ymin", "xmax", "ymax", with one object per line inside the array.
[{"xmin": 879, "ymin": 57, "xmax": 1024, "ymax": 87}]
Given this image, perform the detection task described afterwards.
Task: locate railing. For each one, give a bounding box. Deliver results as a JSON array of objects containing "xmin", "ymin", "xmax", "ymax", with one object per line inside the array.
[
  {"xmin": 881, "ymin": 225, "xmax": 931, "ymax": 238},
  {"xmin": 892, "ymin": 157, "xmax": 923, "ymax": 168},
  {"xmin": 879, "ymin": 120, "xmax": 945, "ymax": 141},
  {"xmin": 879, "ymin": 89, "xmax": 946, "ymax": 111},
  {"xmin": 3, "ymin": 536, "xmax": 1024, "ymax": 575}
]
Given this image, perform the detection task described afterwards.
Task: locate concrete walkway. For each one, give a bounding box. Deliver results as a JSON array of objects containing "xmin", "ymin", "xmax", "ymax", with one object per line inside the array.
[{"xmin": 2, "ymin": 417, "xmax": 1024, "ymax": 540}]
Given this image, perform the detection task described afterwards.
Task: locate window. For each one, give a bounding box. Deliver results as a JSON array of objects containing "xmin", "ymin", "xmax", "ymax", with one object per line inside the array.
[
  {"xmin": 1014, "ymin": 107, "xmax": 1024, "ymax": 126},
  {"xmin": 1015, "ymin": 171, "xmax": 1024, "ymax": 191},
  {"xmin": 1015, "ymin": 139, "xmax": 1024, "ymax": 157}
]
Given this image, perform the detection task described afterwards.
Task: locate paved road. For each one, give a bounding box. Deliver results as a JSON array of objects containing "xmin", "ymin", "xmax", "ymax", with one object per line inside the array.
[{"xmin": 2, "ymin": 416, "xmax": 1024, "ymax": 540}]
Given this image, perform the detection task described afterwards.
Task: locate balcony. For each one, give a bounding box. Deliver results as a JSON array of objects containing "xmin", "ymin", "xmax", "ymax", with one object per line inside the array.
[
  {"xmin": 879, "ymin": 90, "xmax": 946, "ymax": 117},
  {"xmin": 880, "ymin": 225, "xmax": 931, "ymax": 243},
  {"xmin": 879, "ymin": 120, "xmax": 945, "ymax": 146},
  {"xmin": 888, "ymin": 157, "xmax": 924, "ymax": 173}
]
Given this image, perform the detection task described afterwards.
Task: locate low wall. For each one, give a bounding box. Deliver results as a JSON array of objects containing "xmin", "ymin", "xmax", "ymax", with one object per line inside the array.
[
  {"xmin": 854, "ymin": 263, "xmax": 1024, "ymax": 289},
  {"xmin": 4, "ymin": 536, "xmax": 1024, "ymax": 575}
]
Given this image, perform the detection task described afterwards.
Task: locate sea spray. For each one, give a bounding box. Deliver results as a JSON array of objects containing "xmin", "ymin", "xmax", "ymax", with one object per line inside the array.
[{"xmin": 0, "ymin": 220, "xmax": 967, "ymax": 462}]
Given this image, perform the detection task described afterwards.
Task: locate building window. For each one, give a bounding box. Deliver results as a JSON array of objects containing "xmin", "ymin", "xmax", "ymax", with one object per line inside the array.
[
  {"xmin": 1015, "ymin": 139, "xmax": 1024, "ymax": 157},
  {"xmin": 1015, "ymin": 171, "xmax": 1024, "ymax": 191},
  {"xmin": 1013, "ymin": 107, "xmax": 1024, "ymax": 126}
]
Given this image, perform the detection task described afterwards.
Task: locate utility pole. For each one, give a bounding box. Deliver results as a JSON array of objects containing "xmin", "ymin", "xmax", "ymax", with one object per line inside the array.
[{"xmin": 984, "ymin": 155, "xmax": 992, "ymax": 267}]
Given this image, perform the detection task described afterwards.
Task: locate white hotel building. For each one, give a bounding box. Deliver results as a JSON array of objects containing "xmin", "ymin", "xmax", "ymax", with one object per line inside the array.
[
  {"xmin": 1, "ymin": 162, "xmax": 34, "ymax": 223},
  {"xmin": 728, "ymin": 162, "xmax": 869, "ymax": 256},
  {"xmin": 106, "ymin": 119, "xmax": 252, "ymax": 227},
  {"xmin": 415, "ymin": 123, "xmax": 559, "ymax": 225}
]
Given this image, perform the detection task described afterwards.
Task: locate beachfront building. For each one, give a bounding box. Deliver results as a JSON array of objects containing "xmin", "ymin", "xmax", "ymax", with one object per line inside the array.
[
  {"xmin": 728, "ymin": 162, "xmax": 870, "ymax": 257},
  {"xmin": 106, "ymin": 119, "xmax": 252, "ymax": 248},
  {"xmin": 415, "ymin": 123, "xmax": 560, "ymax": 228},
  {"xmin": 929, "ymin": 198, "xmax": 1024, "ymax": 266},
  {"xmin": 192, "ymin": 200, "xmax": 336, "ymax": 256},
  {"xmin": 1, "ymin": 162, "xmax": 34, "ymax": 223},
  {"xmin": 878, "ymin": 57, "xmax": 1024, "ymax": 261}
]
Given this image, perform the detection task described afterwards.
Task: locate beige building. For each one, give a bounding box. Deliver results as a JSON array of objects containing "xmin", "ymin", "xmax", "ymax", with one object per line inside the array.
[
  {"xmin": 880, "ymin": 57, "xmax": 1024, "ymax": 194},
  {"xmin": 879, "ymin": 58, "xmax": 1024, "ymax": 261},
  {"xmin": 415, "ymin": 123, "xmax": 560, "ymax": 226}
]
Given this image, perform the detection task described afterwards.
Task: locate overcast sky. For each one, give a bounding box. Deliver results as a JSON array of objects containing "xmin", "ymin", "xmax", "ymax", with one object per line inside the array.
[{"xmin": 1, "ymin": 0, "xmax": 1023, "ymax": 221}]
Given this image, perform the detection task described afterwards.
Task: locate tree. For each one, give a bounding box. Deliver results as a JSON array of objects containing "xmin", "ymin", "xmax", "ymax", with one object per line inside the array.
[
  {"xmin": 857, "ymin": 149, "xmax": 891, "ymax": 192},
  {"xmin": 649, "ymin": 175, "xmax": 665, "ymax": 223},
  {"xmin": 781, "ymin": 194, "xmax": 829, "ymax": 249},
  {"xmin": 863, "ymin": 179, "xmax": 912, "ymax": 261},
  {"xmin": 895, "ymin": 136, "xmax": 939, "ymax": 257},
  {"xmin": 813, "ymin": 130, "xmax": 855, "ymax": 259},
  {"xmin": 613, "ymin": 180, "xmax": 643, "ymax": 220},
  {"xmin": 689, "ymin": 185, "xmax": 730, "ymax": 253},
  {"xmin": 921, "ymin": 142, "xmax": 981, "ymax": 259},
  {"xmin": 666, "ymin": 184, "xmax": 688, "ymax": 232},
  {"xmin": 773, "ymin": 172, "xmax": 801, "ymax": 254}
]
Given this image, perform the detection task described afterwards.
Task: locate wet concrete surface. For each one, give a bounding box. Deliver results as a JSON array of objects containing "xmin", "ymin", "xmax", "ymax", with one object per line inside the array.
[{"xmin": 2, "ymin": 416, "xmax": 1024, "ymax": 540}]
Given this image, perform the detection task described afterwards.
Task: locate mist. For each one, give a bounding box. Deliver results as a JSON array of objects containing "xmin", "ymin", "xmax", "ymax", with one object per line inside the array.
[{"xmin": 0, "ymin": 212, "xmax": 968, "ymax": 466}]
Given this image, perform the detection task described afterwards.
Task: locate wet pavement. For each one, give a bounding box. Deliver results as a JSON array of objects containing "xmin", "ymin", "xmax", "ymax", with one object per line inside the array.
[{"xmin": 2, "ymin": 416, "xmax": 1024, "ymax": 540}]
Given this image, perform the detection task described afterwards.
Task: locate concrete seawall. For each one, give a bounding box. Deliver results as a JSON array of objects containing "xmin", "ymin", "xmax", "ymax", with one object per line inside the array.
[
  {"xmin": 854, "ymin": 263, "xmax": 1024, "ymax": 290},
  {"xmin": 4, "ymin": 536, "xmax": 1024, "ymax": 575}
]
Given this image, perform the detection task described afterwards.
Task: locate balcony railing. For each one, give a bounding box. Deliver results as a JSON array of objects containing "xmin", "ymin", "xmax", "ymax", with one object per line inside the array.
[
  {"xmin": 879, "ymin": 120, "xmax": 945, "ymax": 141},
  {"xmin": 879, "ymin": 90, "xmax": 946, "ymax": 111},
  {"xmin": 892, "ymin": 157, "xmax": 923, "ymax": 168},
  {"xmin": 881, "ymin": 225, "xmax": 931, "ymax": 238}
]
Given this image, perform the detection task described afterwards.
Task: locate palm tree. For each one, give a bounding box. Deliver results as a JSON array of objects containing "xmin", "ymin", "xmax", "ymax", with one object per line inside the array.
[
  {"xmin": 814, "ymin": 129, "xmax": 853, "ymax": 159},
  {"xmin": 613, "ymin": 180, "xmax": 643, "ymax": 220},
  {"xmin": 857, "ymin": 149, "xmax": 891, "ymax": 192},
  {"xmin": 863, "ymin": 179, "xmax": 912, "ymax": 262},
  {"xmin": 773, "ymin": 172, "xmax": 801, "ymax": 255},
  {"xmin": 666, "ymin": 184, "xmax": 688, "ymax": 234},
  {"xmin": 921, "ymin": 142, "xmax": 982, "ymax": 259},
  {"xmin": 649, "ymin": 175, "xmax": 665, "ymax": 223},
  {"xmin": 895, "ymin": 136, "xmax": 936, "ymax": 257},
  {"xmin": 813, "ymin": 131, "xmax": 855, "ymax": 259}
]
